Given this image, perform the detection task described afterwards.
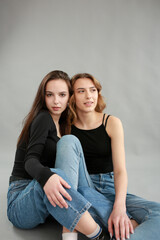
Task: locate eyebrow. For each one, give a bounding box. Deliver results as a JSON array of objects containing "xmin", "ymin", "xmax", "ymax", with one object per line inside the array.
[
  {"xmin": 76, "ymin": 86, "xmax": 96, "ymax": 90},
  {"xmin": 45, "ymin": 90, "xmax": 68, "ymax": 93}
]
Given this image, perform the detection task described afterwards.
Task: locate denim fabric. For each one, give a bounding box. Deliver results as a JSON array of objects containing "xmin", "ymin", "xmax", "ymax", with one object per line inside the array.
[
  {"xmin": 90, "ymin": 173, "xmax": 160, "ymax": 239},
  {"xmin": 7, "ymin": 168, "xmax": 91, "ymax": 231},
  {"xmin": 55, "ymin": 134, "xmax": 94, "ymax": 190},
  {"xmin": 55, "ymin": 135, "xmax": 160, "ymax": 239}
]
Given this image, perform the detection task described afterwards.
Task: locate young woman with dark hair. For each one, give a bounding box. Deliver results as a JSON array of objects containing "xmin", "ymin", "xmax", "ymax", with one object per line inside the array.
[{"xmin": 7, "ymin": 70, "xmax": 109, "ymax": 240}]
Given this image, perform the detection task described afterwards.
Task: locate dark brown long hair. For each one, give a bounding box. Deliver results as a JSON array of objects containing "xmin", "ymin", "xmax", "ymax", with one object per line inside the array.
[
  {"xmin": 69, "ymin": 73, "xmax": 106, "ymax": 124},
  {"xmin": 17, "ymin": 70, "xmax": 71, "ymax": 146}
]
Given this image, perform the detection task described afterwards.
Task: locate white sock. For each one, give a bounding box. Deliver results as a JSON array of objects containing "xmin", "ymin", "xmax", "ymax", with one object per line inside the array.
[
  {"xmin": 86, "ymin": 224, "xmax": 102, "ymax": 239},
  {"xmin": 62, "ymin": 232, "xmax": 78, "ymax": 240}
]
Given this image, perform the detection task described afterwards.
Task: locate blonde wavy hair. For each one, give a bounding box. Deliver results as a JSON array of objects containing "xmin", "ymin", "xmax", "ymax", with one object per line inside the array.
[{"xmin": 69, "ymin": 73, "xmax": 106, "ymax": 125}]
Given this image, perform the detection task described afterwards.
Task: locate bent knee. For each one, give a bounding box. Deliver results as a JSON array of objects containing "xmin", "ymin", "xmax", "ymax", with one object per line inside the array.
[
  {"xmin": 57, "ymin": 135, "xmax": 81, "ymax": 148},
  {"xmin": 51, "ymin": 168, "xmax": 72, "ymax": 185}
]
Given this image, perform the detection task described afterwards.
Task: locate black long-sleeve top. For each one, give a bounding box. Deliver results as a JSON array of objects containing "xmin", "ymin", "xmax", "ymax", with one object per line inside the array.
[{"xmin": 10, "ymin": 111, "xmax": 60, "ymax": 188}]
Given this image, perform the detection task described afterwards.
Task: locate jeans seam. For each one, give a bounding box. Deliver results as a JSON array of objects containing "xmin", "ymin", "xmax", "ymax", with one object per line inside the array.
[
  {"xmin": 8, "ymin": 181, "xmax": 47, "ymax": 226},
  {"xmin": 75, "ymin": 139, "xmax": 81, "ymax": 157},
  {"xmin": 127, "ymin": 205, "xmax": 151, "ymax": 223},
  {"xmin": 9, "ymin": 181, "xmax": 39, "ymax": 208},
  {"xmin": 8, "ymin": 180, "xmax": 31, "ymax": 194},
  {"xmin": 68, "ymin": 202, "xmax": 92, "ymax": 232}
]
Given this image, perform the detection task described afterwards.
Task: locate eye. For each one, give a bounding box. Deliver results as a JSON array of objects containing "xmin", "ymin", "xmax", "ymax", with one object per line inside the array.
[
  {"xmin": 78, "ymin": 90, "xmax": 85, "ymax": 93},
  {"xmin": 60, "ymin": 93, "xmax": 67, "ymax": 97},
  {"xmin": 46, "ymin": 93, "xmax": 52, "ymax": 97},
  {"xmin": 90, "ymin": 88, "xmax": 97, "ymax": 92}
]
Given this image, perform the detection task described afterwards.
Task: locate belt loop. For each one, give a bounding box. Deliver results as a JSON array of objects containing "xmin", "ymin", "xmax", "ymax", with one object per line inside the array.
[
  {"xmin": 99, "ymin": 174, "xmax": 102, "ymax": 181},
  {"xmin": 109, "ymin": 172, "xmax": 112, "ymax": 178}
]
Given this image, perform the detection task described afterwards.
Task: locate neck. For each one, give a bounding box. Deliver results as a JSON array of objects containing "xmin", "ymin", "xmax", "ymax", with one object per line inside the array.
[
  {"xmin": 50, "ymin": 113, "xmax": 61, "ymax": 137},
  {"xmin": 75, "ymin": 111, "xmax": 101, "ymax": 129},
  {"xmin": 50, "ymin": 114, "xmax": 60, "ymax": 125}
]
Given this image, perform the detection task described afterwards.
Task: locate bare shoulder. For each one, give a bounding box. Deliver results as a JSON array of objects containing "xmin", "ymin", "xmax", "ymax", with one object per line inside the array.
[
  {"xmin": 106, "ymin": 115, "xmax": 123, "ymax": 137},
  {"xmin": 108, "ymin": 115, "xmax": 122, "ymax": 126}
]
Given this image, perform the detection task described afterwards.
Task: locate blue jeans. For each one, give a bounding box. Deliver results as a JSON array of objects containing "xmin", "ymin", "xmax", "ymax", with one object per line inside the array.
[
  {"xmin": 55, "ymin": 135, "xmax": 160, "ymax": 240},
  {"xmin": 7, "ymin": 168, "xmax": 91, "ymax": 231}
]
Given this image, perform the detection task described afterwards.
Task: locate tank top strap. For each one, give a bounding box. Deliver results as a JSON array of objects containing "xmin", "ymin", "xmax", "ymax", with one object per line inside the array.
[
  {"xmin": 102, "ymin": 113, "xmax": 106, "ymax": 125},
  {"xmin": 104, "ymin": 114, "xmax": 111, "ymax": 128}
]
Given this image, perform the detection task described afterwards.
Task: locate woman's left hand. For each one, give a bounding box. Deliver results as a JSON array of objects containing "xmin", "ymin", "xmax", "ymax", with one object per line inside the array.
[{"xmin": 108, "ymin": 206, "xmax": 134, "ymax": 240}]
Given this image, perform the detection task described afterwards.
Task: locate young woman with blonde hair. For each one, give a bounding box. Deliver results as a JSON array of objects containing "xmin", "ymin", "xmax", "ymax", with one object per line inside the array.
[{"xmin": 55, "ymin": 73, "xmax": 160, "ymax": 240}]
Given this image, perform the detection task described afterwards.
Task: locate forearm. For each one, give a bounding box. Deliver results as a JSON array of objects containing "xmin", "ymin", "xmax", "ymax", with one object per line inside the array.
[
  {"xmin": 108, "ymin": 170, "xmax": 134, "ymax": 240},
  {"xmin": 25, "ymin": 158, "xmax": 54, "ymax": 187},
  {"xmin": 113, "ymin": 169, "xmax": 128, "ymax": 210}
]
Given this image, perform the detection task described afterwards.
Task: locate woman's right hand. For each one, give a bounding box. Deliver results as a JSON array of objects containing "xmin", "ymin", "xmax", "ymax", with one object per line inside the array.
[{"xmin": 43, "ymin": 174, "xmax": 72, "ymax": 208}]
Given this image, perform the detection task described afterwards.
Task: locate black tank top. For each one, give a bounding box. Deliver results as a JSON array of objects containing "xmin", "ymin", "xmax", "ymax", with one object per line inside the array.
[{"xmin": 71, "ymin": 114, "xmax": 113, "ymax": 174}]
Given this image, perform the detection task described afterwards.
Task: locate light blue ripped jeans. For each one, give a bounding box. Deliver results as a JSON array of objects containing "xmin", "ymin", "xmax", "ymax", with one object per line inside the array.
[
  {"xmin": 55, "ymin": 135, "xmax": 160, "ymax": 240},
  {"xmin": 7, "ymin": 168, "xmax": 91, "ymax": 232}
]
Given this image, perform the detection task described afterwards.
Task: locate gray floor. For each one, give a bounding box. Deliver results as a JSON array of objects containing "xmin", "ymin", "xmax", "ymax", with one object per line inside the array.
[{"xmin": 1, "ymin": 153, "xmax": 160, "ymax": 239}]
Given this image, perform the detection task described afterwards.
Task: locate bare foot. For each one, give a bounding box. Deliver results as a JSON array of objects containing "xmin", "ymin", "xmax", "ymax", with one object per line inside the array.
[{"xmin": 131, "ymin": 219, "xmax": 139, "ymax": 229}]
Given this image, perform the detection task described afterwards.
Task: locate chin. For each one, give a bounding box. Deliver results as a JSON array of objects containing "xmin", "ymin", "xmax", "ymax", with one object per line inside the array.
[
  {"xmin": 84, "ymin": 109, "xmax": 94, "ymax": 113},
  {"xmin": 50, "ymin": 111, "xmax": 61, "ymax": 116}
]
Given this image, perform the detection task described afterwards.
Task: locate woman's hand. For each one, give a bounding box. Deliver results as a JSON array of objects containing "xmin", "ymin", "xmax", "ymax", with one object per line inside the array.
[
  {"xmin": 43, "ymin": 174, "xmax": 72, "ymax": 209},
  {"xmin": 108, "ymin": 206, "xmax": 134, "ymax": 240}
]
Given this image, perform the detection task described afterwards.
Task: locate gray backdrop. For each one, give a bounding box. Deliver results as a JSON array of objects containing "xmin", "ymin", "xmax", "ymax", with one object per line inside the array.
[{"xmin": 0, "ymin": 0, "xmax": 160, "ymax": 239}]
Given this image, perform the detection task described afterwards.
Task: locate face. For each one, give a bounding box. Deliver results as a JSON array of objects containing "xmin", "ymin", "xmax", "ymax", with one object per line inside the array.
[
  {"xmin": 73, "ymin": 78, "xmax": 98, "ymax": 114},
  {"xmin": 45, "ymin": 79, "xmax": 69, "ymax": 118}
]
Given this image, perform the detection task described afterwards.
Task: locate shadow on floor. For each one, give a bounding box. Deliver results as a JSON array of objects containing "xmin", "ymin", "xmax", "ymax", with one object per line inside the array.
[{"xmin": 6, "ymin": 215, "xmax": 90, "ymax": 240}]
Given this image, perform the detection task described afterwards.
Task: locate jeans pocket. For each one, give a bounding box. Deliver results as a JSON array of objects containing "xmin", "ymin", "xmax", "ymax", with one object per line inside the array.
[
  {"xmin": 9, "ymin": 180, "xmax": 31, "ymax": 194},
  {"xmin": 7, "ymin": 180, "xmax": 32, "ymax": 210}
]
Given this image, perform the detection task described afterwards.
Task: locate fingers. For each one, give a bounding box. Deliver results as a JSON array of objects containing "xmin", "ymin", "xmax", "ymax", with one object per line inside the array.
[
  {"xmin": 108, "ymin": 218, "xmax": 114, "ymax": 239},
  {"xmin": 59, "ymin": 184, "xmax": 72, "ymax": 201},
  {"xmin": 60, "ymin": 177, "xmax": 71, "ymax": 189},
  {"xmin": 47, "ymin": 195, "xmax": 56, "ymax": 207},
  {"xmin": 119, "ymin": 219, "xmax": 130, "ymax": 240},
  {"xmin": 49, "ymin": 181, "xmax": 72, "ymax": 208},
  {"xmin": 48, "ymin": 194, "xmax": 64, "ymax": 208},
  {"xmin": 109, "ymin": 218, "xmax": 132, "ymax": 240},
  {"xmin": 124, "ymin": 220, "xmax": 130, "ymax": 239},
  {"xmin": 120, "ymin": 220, "xmax": 125, "ymax": 240},
  {"xmin": 44, "ymin": 174, "xmax": 72, "ymax": 209},
  {"xmin": 47, "ymin": 191, "xmax": 69, "ymax": 209},
  {"xmin": 114, "ymin": 221, "xmax": 120, "ymax": 240},
  {"xmin": 129, "ymin": 219, "xmax": 134, "ymax": 234},
  {"xmin": 54, "ymin": 191, "xmax": 68, "ymax": 209}
]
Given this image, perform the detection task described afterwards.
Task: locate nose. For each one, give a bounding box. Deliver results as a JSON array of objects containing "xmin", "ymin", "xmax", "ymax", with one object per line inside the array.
[
  {"xmin": 86, "ymin": 90, "xmax": 91, "ymax": 99},
  {"xmin": 54, "ymin": 95, "xmax": 59, "ymax": 105}
]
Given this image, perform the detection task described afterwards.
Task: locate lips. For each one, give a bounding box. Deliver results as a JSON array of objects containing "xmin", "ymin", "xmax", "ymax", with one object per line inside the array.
[
  {"xmin": 84, "ymin": 101, "xmax": 93, "ymax": 106},
  {"xmin": 52, "ymin": 107, "xmax": 60, "ymax": 111}
]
